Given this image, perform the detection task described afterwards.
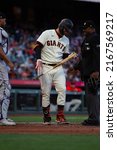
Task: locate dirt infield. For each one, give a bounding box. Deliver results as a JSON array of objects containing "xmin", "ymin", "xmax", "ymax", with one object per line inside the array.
[{"xmin": 0, "ymin": 122, "xmax": 100, "ymax": 135}]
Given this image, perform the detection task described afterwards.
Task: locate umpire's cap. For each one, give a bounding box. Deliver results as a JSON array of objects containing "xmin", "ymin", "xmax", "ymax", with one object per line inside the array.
[
  {"xmin": 0, "ymin": 12, "xmax": 6, "ymax": 19},
  {"xmin": 58, "ymin": 18, "xmax": 74, "ymax": 35},
  {"xmin": 82, "ymin": 20, "xmax": 95, "ymax": 30}
]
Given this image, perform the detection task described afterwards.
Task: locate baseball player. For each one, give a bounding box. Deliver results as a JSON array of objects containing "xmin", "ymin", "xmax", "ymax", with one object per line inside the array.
[
  {"xmin": 0, "ymin": 12, "xmax": 16, "ymax": 125},
  {"xmin": 33, "ymin": 18, "xmax": 74, "ymax": 124}
]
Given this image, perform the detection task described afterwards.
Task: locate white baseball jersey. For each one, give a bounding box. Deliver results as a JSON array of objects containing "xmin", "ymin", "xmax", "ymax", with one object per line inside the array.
[
  {"xmin": 37, "ymin": 29, "xmax": 70, "ymax": 64},
  {"xmin": 0, "ymin": 27, "xmax": 8, "ymax": 54},
  {"xmin": 0, "ymin": 27, "xmax": 8, "ymax": 64},
  {"xmin": 0, "ymin": 27, "xmax": 9, "ymax": 80}
]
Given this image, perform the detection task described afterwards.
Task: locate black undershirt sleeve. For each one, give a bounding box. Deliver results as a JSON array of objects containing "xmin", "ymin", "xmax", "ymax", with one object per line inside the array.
[{"xmin": 34, "ymin": 41, "xmax": 43, "ymax": 59}]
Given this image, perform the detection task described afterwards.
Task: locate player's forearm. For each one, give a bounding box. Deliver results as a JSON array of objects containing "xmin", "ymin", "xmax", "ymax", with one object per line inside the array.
[{"xmin": 0, "ymin": 47, "xmax": 11, "ymax": 65}]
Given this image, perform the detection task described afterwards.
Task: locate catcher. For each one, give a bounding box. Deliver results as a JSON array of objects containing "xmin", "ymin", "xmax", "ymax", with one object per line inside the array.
[
  {"xmin": 33, "ymin": 18, "xmax": 74, "ymax": 124},
  {"xmin": 0, "ymin": 12, "xmax": 16, "ymax": 125}
]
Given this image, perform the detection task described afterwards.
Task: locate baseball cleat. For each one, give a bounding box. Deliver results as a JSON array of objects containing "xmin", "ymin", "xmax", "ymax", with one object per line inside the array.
[
  {"xmin": 43, "ymin": 122, "xmax": 51, "ymax": 125},
  {"xmin": 81, "ymin": 119, "xmax": 100, "ymax": 126},
  {"xmin": 43, "ymin": 116, "xmax": 51, "ymax": 125},
  {"xmin": 7, "ymin": 118, "xmax": 15, "ymax": 122},
  {"xmin": 0, "ymin": 119, "xmax": 16, "ymax": 126},
  {"xmin": 56, "ymin": 114, "xmax": 69, "ymax": 124}
]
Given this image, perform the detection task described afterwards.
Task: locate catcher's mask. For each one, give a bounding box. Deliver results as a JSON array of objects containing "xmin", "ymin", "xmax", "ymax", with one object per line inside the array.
[{"xmin": 58, "ymin": 18, "xmax": 73, "ymax": 36}]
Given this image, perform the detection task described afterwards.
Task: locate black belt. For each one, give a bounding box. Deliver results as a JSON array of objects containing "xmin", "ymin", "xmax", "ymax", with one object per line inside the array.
[{"xmin": 42, "ymin": 63, "xmax": 57, "ymax": 66}]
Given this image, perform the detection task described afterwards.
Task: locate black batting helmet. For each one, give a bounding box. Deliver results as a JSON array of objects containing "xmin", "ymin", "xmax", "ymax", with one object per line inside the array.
[
  {"xmin": 0, "ymin": 12, "xmax": 6, "ymax": 19},
  {"xmin": 58, "ymin": 18, "xmax": 74, "ymax": 36}
]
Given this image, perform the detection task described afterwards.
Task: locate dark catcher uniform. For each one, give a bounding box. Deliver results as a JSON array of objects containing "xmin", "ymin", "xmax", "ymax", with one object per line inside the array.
[{"xmin": 74, "ymin": 20, "xmax": 100, "ymax": 126}]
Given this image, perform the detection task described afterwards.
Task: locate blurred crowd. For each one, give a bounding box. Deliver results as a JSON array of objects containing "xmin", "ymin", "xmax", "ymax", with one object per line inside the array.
[{"xmin": 7, "ymin": 26, "xmax": 83, "ymax": 83}]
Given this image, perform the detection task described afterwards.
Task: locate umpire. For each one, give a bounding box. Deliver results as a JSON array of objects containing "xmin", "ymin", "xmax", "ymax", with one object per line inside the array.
[{"xmin": 74, "ymin": 20, "xmax": 100, "ymax": 126}]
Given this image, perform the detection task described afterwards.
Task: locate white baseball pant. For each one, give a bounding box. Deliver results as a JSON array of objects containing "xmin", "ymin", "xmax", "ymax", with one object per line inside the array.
[{"xmin": 39, "ymin": 64, "xmax": 66, "ymax": 107}]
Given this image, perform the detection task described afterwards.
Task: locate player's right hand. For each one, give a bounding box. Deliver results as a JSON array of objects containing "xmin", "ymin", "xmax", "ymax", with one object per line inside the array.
[{"xmin": 35, "ymin": 59, "xmax": 42, "ymax": 70}]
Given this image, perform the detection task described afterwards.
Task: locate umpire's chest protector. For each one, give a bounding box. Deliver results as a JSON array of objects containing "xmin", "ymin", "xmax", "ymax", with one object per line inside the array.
[
  {"xmin": 81, "ymin": 35, "xmax": 97, "ymax": 76},
  {"xmin": 81, "ymin": 38, "xmax": 93, "ymax": 59}
]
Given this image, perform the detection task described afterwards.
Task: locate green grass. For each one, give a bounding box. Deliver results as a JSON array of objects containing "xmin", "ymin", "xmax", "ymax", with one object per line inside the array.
[
  {"xmin": 9, "ymin": 114, "xmax": 88, "ymax": 123},
  {"xmin": 0, "ymin": 115, "xmax": 99, "ymax": 150},
  {"xmin": 0, "ymin": 134, "xmax": 99, "ymax": 150}
]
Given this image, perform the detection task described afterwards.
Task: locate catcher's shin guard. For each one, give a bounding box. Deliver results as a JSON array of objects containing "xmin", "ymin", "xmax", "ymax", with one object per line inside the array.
[{"xmin": 0, "ymin": 81, "xmax": 11, "ymax": 119}]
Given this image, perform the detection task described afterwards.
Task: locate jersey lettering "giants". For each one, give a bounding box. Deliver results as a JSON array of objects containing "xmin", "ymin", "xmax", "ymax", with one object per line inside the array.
[{"xmin": 47, "ymin": 40, "xmax": 65, "ymax": 49}]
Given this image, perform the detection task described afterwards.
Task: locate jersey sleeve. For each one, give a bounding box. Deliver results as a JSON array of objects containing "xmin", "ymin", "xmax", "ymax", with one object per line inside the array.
[
  {"xmin": 63, "ymin": 37, "xmax": 70, "ymax": 54},
  {"xmin": 37, "ymin": 30, "xmax": 48, "ymax": 46},
  {"xmin": 0, "ymin": 28, "xmax": 8, "ymax": 45},
  {"xmin": 0, "ymin": 29, "xmax": 2, "ymax": 45}
]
